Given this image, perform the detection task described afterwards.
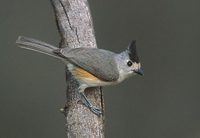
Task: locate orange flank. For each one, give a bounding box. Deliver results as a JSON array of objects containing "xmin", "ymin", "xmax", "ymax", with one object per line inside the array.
[{"xmin": 73, "ymin": 67, "xmax": 99, "ymax": 82}]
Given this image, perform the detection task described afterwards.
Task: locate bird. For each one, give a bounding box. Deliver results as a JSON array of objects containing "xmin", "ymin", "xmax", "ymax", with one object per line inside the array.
[{"xmin": 16, "ymin": 36, "xmax": 143, "ymax": 116}]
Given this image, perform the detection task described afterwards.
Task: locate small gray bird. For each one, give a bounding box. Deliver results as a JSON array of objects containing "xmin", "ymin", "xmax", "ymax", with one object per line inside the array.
[{"xmin": 16, "ymin": 36, "xmax": 143, "ymax": 115}]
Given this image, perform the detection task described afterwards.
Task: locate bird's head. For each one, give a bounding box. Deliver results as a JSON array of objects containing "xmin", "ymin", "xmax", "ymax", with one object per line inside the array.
[{"xmin": 116, "ymin": 40, "xmax": 144, "ymax": 81}]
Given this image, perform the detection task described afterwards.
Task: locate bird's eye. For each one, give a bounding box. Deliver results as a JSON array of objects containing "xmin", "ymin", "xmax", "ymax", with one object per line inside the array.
[{"xmin": 127, "ymin": 61, "xmax": 133, "ymax": 67}]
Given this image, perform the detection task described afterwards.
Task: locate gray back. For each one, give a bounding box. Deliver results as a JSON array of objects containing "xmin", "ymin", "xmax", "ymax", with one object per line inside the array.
[{"xmin": 57, "ymin": 47, "xmax": 119, "ymax": 81}]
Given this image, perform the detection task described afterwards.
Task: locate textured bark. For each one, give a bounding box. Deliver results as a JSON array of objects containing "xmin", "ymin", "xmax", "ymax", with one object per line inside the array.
[{"xmin": 51, "ymin": 0, "xmax": 105, "ymax": 137}]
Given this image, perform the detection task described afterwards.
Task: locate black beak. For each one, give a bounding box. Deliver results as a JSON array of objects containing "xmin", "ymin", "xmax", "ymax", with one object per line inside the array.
[{"xmin": 134, "ymin": 68, "xmax": 144, "ymax": 76}]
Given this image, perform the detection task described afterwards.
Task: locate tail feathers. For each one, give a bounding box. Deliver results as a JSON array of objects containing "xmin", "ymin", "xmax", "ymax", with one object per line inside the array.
[{"xmin": 16, "ymin": 36, "xmax": 60, "ymax": 58}]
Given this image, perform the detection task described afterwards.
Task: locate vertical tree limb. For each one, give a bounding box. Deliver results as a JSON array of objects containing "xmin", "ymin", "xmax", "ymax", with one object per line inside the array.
[{"xmin": 51, "ymin": 0, "xmax": 105, "ymax": 137}]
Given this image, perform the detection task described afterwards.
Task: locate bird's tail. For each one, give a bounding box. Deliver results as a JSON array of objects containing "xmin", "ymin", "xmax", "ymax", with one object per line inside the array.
[{"xmin": 16, "ymin": 36, "xmax": 60, "ymax": 58}]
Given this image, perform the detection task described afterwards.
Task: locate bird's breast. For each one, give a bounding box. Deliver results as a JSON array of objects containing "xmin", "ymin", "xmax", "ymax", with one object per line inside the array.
[{"xmin": 67, "ymin": 63, "xmax": 117, "ymax": 87}]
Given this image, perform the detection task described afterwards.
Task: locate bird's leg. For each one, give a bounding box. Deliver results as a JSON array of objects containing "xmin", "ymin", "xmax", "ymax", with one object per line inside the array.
[{"xmin": 78, "ymin": 85, "xmax": 102, "ymax": 116}]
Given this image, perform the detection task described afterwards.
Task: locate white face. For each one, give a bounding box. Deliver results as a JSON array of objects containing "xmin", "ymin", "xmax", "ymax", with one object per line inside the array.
[
  {"xmin": 115, "ymin": 51, "xmax": 143, "ymax": 82},
  {"xmin": 125, "ymin": 60, "xmax": 141, "ymax": 74},
  {"xmin": 118, "ymin": 60, "xmax": 142, "ymax": 82},
  {"xmin": 117, "ymin": 52, "xmax": 143, "ymax": 82}
]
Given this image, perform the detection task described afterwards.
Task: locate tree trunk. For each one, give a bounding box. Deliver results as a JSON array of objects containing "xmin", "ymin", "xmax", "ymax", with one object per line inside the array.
[{"xmin": 50, "ymin": 0, "xmax": 105, "ymax": 137}]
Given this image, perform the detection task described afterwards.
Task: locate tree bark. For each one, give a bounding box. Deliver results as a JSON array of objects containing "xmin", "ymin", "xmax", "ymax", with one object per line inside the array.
[{"xmin": 50, "ymin": 0, "xmax": 105, "ymax": 137}]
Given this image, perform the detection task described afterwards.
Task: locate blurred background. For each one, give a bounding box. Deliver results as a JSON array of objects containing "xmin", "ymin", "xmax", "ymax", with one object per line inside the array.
[{"xmin": 0, "ymin": 0, "xmax": 200, "ymax": 137}]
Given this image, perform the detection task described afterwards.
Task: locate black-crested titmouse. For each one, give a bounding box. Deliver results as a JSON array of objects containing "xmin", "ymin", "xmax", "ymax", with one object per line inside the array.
[{"xmin": 16, "ymin": 36, "xmax": 143, "ymax": 115}]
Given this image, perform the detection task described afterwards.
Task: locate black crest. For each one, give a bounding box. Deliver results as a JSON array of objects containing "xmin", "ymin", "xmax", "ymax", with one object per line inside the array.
[{"xmin": 127, "ymin": 40, "xmax": 139, "ymax": 63}]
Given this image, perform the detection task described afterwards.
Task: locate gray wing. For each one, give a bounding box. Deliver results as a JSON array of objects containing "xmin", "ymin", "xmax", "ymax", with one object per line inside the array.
[{"xmin": 56, "ymin": 47, "xmax": 119, "ymax": 81}]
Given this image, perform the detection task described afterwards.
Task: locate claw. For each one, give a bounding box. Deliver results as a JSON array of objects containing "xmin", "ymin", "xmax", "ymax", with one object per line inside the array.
[
  {"xmin": 78, "ymin": 85, "xmax": 102, "ymax": 116},
  {"xmin": 89, "ymin": 105, "xmax": 102, "ymax": 116}
]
